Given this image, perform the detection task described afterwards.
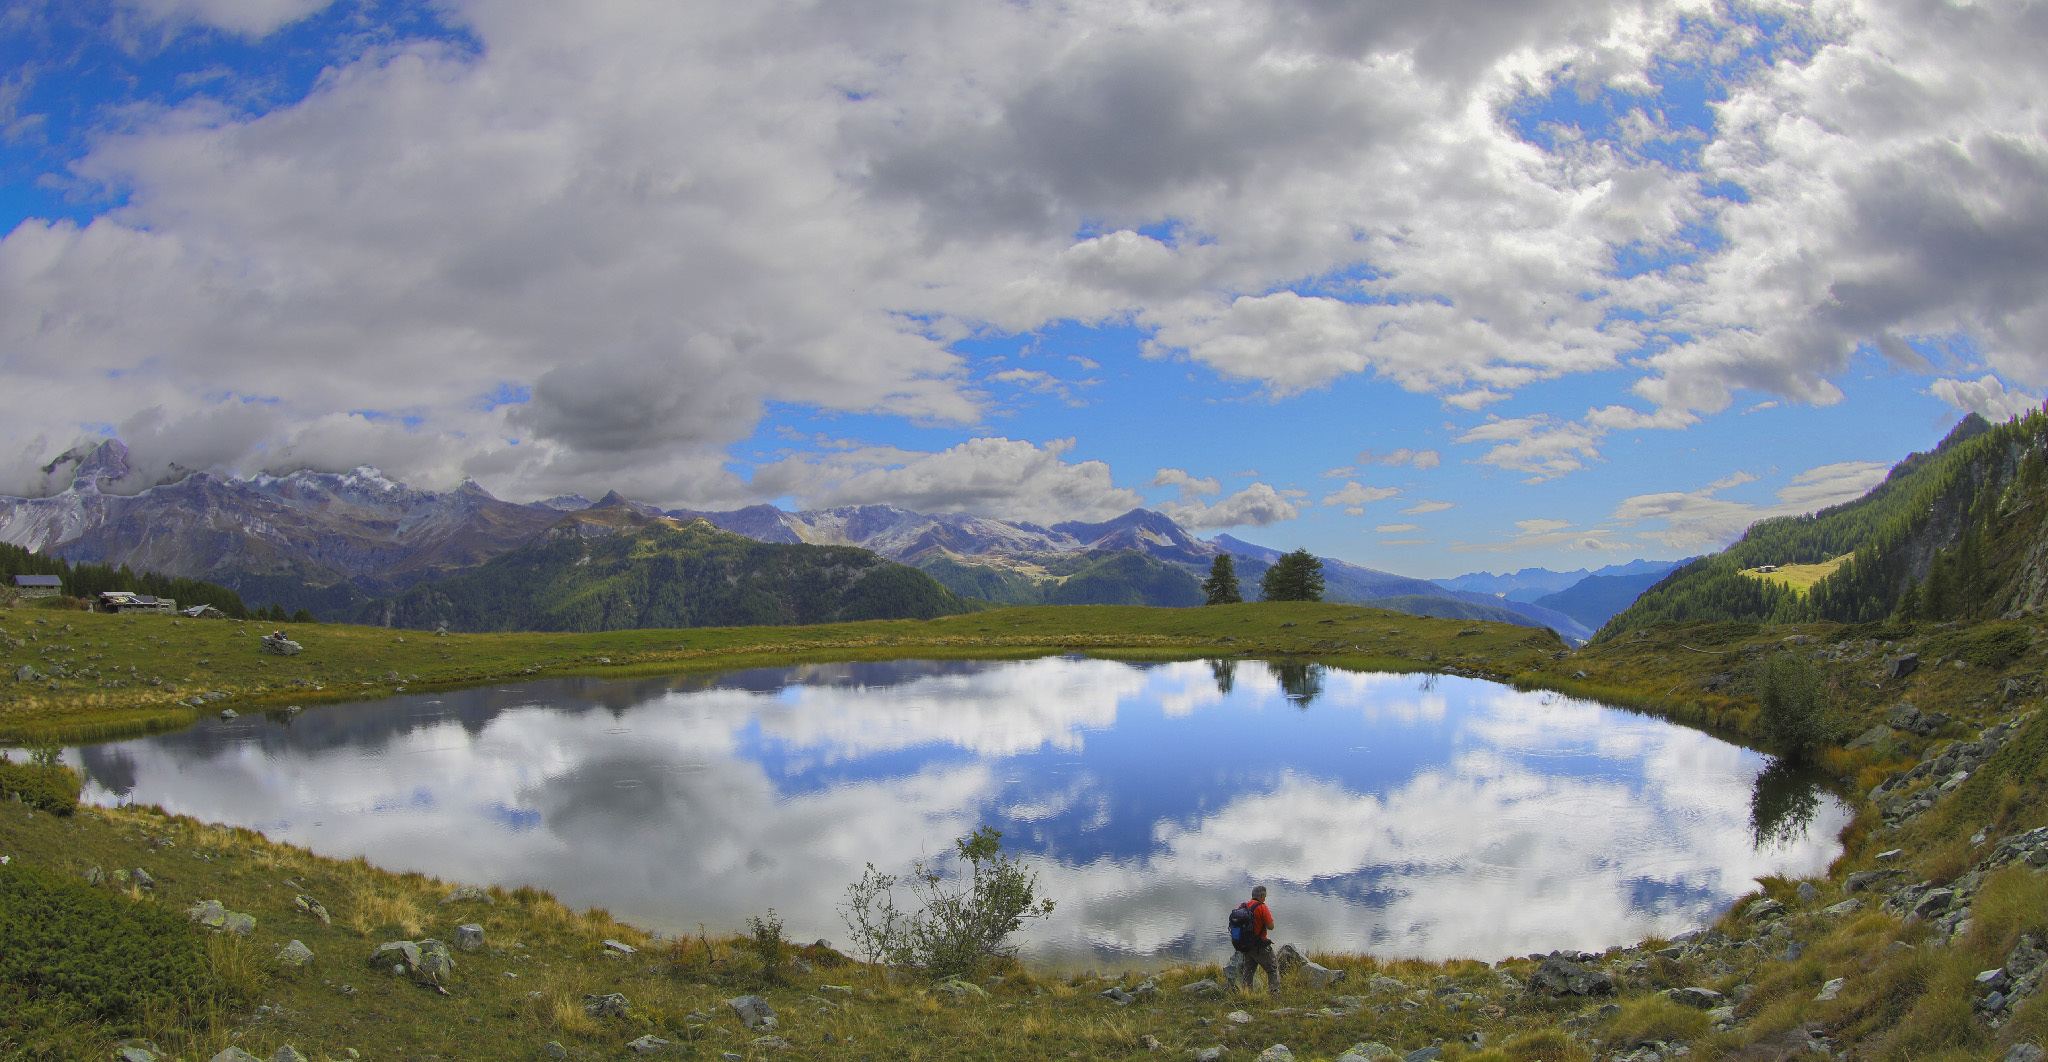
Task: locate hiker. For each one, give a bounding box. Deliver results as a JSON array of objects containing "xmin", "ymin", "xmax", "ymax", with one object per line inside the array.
[{"xmin": 1233, "ymin": 885, "xmax": 1278, "ymax": 995}]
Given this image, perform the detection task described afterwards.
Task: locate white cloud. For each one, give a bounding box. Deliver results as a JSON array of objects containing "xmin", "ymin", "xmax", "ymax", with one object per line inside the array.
[
  {"xmin": 751, "ymin": 437, "xmax": 1144, "ymax": 523},
  {"xmin": 1402, "ymin": 500, "xmax": 1455, "ymax": 514},
  {"xmin": 125, "ymin": 0, "xmax": 338, "ymax": 36},
  {"xmin": 1515, "ymin": 519, "xmax": 1571, "ymax": 535},
  {"xmin": 1358, "ymin": 448, "xmax": 1442, "ymax": 470},
  {"xmin": 1612, "ymin": 460, "xmax": 1892, "ymax": 551},
  {"xmin": 1927, "ymin": 376, "xmax": 2043, "ymax": 424},
  {"xmin": 1158, "ymin": 483, "xmax": 1300, "ymax": 529},
  {"xmin": 1322, "ymin": 481, "xmax": 1400, "ymax": 508},
  {"xmin": 1456, "ymin": 416, "xmax": 1606, "ymax": 482},
  {"xmin": 1151, "ymin": 468, "xmax": 1222, "ymax": 498},
  {"xmin": 1374, "ymin": 523, "xmax": 1421, "ymax": 533}
]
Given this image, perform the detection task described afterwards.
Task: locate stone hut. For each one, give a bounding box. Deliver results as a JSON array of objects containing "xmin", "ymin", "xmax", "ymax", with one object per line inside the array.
[{"xmin": 11, "ymin": 574, "xmax": 61, "ymax": 600}]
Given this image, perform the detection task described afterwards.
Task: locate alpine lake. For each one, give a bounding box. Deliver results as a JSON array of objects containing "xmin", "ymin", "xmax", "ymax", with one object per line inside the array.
[{"xmin": 62, "ymin": 656, "xmax": 1851, "ymax": 970}]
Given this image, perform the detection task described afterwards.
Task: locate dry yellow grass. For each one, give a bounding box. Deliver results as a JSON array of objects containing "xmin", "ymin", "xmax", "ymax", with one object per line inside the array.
[{"xmin": 1740, "ymin": 553, "xmax": 1854, "ymax": 595}]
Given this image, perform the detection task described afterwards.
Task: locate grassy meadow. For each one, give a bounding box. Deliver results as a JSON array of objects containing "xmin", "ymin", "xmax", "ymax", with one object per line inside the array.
[{"xmin": 5, "ymin": 600, "xmax": 2048, "ymax": 1060}]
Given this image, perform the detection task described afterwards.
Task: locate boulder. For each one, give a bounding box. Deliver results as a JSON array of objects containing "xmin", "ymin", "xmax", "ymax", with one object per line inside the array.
[
  {"xmin": 1402, "ymin": 1050, "xmax": 1443, "ymax": 1062},
  {"xmin": 370, "ymin": 941, "xmax": 422, "ymax": 974},
  {"xmin": 455, "ymin": 924, "xmax": 485, "ymax": 952},
  {"xmin": 1180, "ymin": 979, "xmax": 1224, "ymax": 996},
  {"xmin": 584, "ymin": 993, "xmax": 630, "ymax": 1019},
  {"xmin": 1913, "ymin": 889, "xmax": 1956, "ymax": 919},
  {"xmin": 85, "ymin": 865, "xmax": 104, "ymax": 886},
  {"xmin": 625, "ymin": 1036, "xmax": 673, "ymax": 1054},
  {"xmin": 270, "ymin": 1048, "xmax": 308, "ymax": 1062},
  {"xmin": 440, "ymin": 885, "xmax": 493, "ymax": 905},
  {"xmin": 259, "ymin": 635, "xmax": 302, "ymax": 657},
  {"xmin": 1336, "ymin": 1045, "xmax": 1395, "ymax": 1062},
  {"xmin": 293, "ymin": 894, "xmax": 330, "ymax": 925},
  {"xmin": 208, "ymin": 1050, "xmax": 264, "ymax": 1062},
  {"xmin": 937, "ymin": 979, "xmax": 990, "ymax": 1001},
  {"xmin": 1227, "ymin": 1010, "xmax": 1253, "ymax": 1024},
  {"xmin": 276, "ymin": 940, "xmax": 315, "ymax": 968},
  {"xmin": 223, "ymin": 912, "xmax": 255, "ymax": 936},
  {"xmin": 1527, "ymin": 957, "xmax": 1614, "ymax": 996},
  {"xmin": 413, "ymin": 939, "xmax": 454, "ymax": 983},
  {"xmin": 602, "ymin": 938, "xmax": 637, "ymax": 955},
  {"xmin": 726, "ymin": 994, "xmax": 777, "ymax": 1029},
  {"xmin": 1665, "ymin": 987, "xmax": 1724, "ymax": 1009},
  {"xmin": 1299, "ymin": 961, "xmax": 1347, "ymax": 990},
  {"xmin": 1254, "ymin": 1047, "xmax": 1294, "ymax": 1062},
  {"xmin": 1276, "ymin": 943, "xmax": 1307, "ymax": 973},
  {"xmin": 132, "ymin": 867, "xmax": 155, "ymax": 889},
  {"xmin": 1887, "ymin": 655, "xmax": 1920, "ymax": 681},
  {"xmin": 1743, "ymin": 898, "xmax": 1787, "ymax": 922},
  {"xmin": 1796, "ymin": 881, "xmax": 1820, "ymax": 904},
  {"xmin": 1193, "ymin": 1049, "xmax": 1226, "ymax": 1062},
  {"xmin": 1814, "ymin": 978, "xmax": 1845, "ymax": 1002},
  {"xmin": 187, "ymin": 900, "xmax": 227, "ymax": 929},
  {"xmin": 2005, "ymin": 1045, "xmax": 2045, "ymax": 1062},
  {"xmin": 1098, "ymin": 986, "xmax": 1135, "ymax": 1005},
  {"xmin": 1846, "ymin": 725, "xmax": 1894, "ymax": 751}
]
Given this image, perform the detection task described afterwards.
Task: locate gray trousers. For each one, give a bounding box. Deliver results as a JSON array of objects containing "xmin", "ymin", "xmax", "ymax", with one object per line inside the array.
[{"xmin": 1240, "ymin": 942, "xmax": 1279, "ymax": 994}]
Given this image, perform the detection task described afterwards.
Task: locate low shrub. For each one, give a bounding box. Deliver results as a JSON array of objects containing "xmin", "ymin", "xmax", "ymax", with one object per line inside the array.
[
  {"xmin": 0, "ymin": 760, "xmax": 81, "ymax": 815},
  {"xmin": 0, "ymin": 862, "xmax": 233, "ymax": 1036}
]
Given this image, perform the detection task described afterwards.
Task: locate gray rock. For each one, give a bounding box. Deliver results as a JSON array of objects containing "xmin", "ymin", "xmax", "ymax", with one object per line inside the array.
[
  {"xmin": 1913, "ymin": 889, "xmax": 1956, "ymax": 918},
  {"xmin": 1665, "ymin": 987, "xmax": 1724, "ymax": 1009},
  {"xmin": 223, "ymin": 912, "xmax": 255, "ymax": 936},
  {"xmin": 1227, "ymin": 1010, "xmax": 1253, "ymax": 1024},
  {"xmin": 1846, "ymin": 725, "xmax": 1894, "ymax": 751},
  {"xmin": 1402, "ymin": 1050, "xmax": 1443, "ymax": 1062},
  {"xmin": 414, "ymin": 938, "xmax": 454, "ymax": 983},
  {"xmin": 625, "ymin": 1035, "xmax": 673, "ymax": 1053},
  {"xmin": 2004, "ymin": 1045, "xmax": 2045, "ymax": 1062},
  {"xmin": 602, "ymin": 938, "xmax": 637, "ymax": 955},
  {"xmin": 1814, "ymin": 977, "xmax": 1845, "ymax": 1002},
  {"xmin": 545, "ymin": 1043, "xmax": 567, "ymax": 1060},
  {"xmin": 1299, "ymin": 960, "xmax": 1347, "ymax": 990},
  {"xmin": 936, "ymin": 979, "xmax": 989, "ymax": 1000},
  {"xmin": 131, "ymin": 867, "xmax": 155, "ymax": 889},
  {"xmin": 293, "ymin": 894, "xmax": 331, "ymax": 925},
  {"xmin": 439, "ymin": 884, "xmax": 492, "ymax": 905},
  {"xmin": 1978, "ymin": 968, "xmax": 2013, "ymax": 993},
  {"xmin": 1192, "ymin": 1050, "xmax": 1226, "ymax": 1062},
  {"xmin": 1527, "ymin": 956, "xmax": 1615, "ymax": 996},
  {"xmin": 1254, "ymin": 1047, "xmax": 1294, "ymax": 1062},
  {"xmin": 1845, "ymin": 870, "xmax": 1895, "ymax": 893},
  {"xmin": 259, "ymin": 635, "xmax": 302, "ymax": 657},
  {"xmin": 207, "ymin": 1051, "xmax": 264, "ymax": 1062},
  {"xmin": 1796, "ymin": 881, "xmax": 1819, "ymax": 903},
  {"xmin": 276, "ymin": 940, "xmax": 314, "ymax": 968},
  {"xmin": 1887, "ymin": 655, "xmax": 1920, "ymax": 681},
  {"xmin": 726, "ymin": 994, "xmax": 777, "ymax": 1029},
  {"xmin": 85, "ymin": 865, "xmax": 104, "ymax": 886},
  {"xmin": 584, "ymin": 992, "xmax": 630, "ymax": 1018},
  {"xmin": 1744, "ymin": 898, "xmax": 1787, "ymax": 922},
  {"xmin": 369, "ymin": 941, "xmax": 422, "ymax": 970},
  {"xmin": 270, "ymin": 1049, "xmax": 308, "ymax": 1062},
  {"xmin": 1276, "ymin": 943, "xmax": 1307, "ymax": 973},
  {"xmin": 187, "ymin": 899, "xmax": 227, "ymax": 928},
  {"xmin": 1822, "ymin": 899, "xmax": 1863, "ymax": 917},
  {"xmin": 218, "ymin": 708, "xmax": 238, "ymax": 719},
  {"xmin": 749, "ymin": 1036, "xmax": 791, "ymax": 1051},
  {"xmin": 455, "ymin": 924, "xmax": 485, "ymax": 951},
  {"xmin": 1098, "ymin": 986, "xmax": 1134, "ymax": 1004},
  {"xmin": 1180, "ymin": 978, "xmax": 1224, "ymax": 996},
  {"xmin": 1336, "ymin": 1045, "xmax": 1394, "ymax": 1062},
  {"xmin": 116, "ymin": 1049, "xmax": 160, "ymax": 1062}
]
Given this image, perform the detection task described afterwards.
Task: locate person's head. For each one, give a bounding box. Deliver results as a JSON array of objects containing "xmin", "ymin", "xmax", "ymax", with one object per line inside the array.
[{"xmin": 1251, "ymin": 885, "xmax": 1266, "ymax": 902}]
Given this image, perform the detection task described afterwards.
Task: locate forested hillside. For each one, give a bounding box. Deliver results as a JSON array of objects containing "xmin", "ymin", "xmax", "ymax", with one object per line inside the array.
[
  {"xmin": 359, "ymin": 509, "xmax": 975, "ymax": 632},
  {"xmin": 0, "ymin": 543, "xmax": 258, "ymax": 618},
  {"xmin": 1599, "ymin": 409, "xmax": 2048, "ymax": 638}
]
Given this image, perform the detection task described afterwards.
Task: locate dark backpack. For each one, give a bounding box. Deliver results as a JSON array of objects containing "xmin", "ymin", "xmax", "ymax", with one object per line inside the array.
[{"xmin": 1228, "ymin": 901, "xmax": 1263, "ymax": 951}]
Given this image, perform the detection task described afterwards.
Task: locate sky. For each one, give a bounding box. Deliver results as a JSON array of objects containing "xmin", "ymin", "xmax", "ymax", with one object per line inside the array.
[{"xmin": 3, "ymin": 0, "xmax": 2046, "ymax": 580}]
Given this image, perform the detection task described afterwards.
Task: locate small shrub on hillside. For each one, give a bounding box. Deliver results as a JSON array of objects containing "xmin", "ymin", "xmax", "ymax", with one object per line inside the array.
[
  {"xmin": 743, "ymin": 909, "xmax": 792, "ymax": 987},
  {"xmin": 0, "ymin": 760, "xmax": 81, "ymax": 815},
  {"xmin": 0, "ymin": 863, "xmax": 232, "ymax": 1036},
  {"xmin": 840, "ymin": 826, "xmax": 1055, "ymax": 981},
  {"xmin": 1749, "ymin": 652, "xmax": 1835, "ymax": 763}
]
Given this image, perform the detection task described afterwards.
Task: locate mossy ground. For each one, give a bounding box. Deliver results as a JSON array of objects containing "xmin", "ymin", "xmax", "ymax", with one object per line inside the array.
[{"xmin": 5, "ymin": 603, "xmax": 2047, "ymax": 1060}]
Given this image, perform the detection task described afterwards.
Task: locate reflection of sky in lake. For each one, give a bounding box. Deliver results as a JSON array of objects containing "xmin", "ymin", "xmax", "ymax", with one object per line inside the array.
[{"xmin": 67, "ymin": 657, "xmax": 1850, "ymax": 967}]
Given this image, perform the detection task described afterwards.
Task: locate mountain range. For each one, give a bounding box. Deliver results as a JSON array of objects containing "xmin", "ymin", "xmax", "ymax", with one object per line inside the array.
[{"xmin": 0, "ymin": 438, "xmax": 1669, "ymax": 639}]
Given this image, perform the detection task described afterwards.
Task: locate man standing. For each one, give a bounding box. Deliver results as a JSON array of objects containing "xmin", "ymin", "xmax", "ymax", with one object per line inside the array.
[{"xmin": 1235, "ymin": 885, "xmax": 1278, "ymax": 995}]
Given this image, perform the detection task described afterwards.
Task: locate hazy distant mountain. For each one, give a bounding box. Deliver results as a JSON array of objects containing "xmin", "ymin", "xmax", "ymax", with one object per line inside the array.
[
  {"xmin": 360, "ymin": 503, "xmax": 972, "ymax": 632},
  {"xmin": 1435, "ymin": 558, "xmax": 1684, "ymax": 598},
  {"xmin": 1530, "ymin": 571, "xmax": 1676, "ymax": 630}
]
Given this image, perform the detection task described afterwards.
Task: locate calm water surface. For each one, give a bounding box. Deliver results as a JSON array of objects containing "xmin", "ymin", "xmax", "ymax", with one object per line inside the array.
[{"xmin": 68, "ymin": 657, "xmax": 1850, "ymax": 967}]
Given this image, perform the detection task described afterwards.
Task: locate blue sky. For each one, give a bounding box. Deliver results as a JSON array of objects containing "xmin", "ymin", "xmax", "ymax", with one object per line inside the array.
[{"xmin": 4, "ymin": 0, "xmax": 2046, "ymax": 579}]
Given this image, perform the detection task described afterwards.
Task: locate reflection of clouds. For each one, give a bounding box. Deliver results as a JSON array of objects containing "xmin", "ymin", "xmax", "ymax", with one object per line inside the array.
[{"xmin": 73, "ymin": 658, "xmax": 1848, "ymax": 967}]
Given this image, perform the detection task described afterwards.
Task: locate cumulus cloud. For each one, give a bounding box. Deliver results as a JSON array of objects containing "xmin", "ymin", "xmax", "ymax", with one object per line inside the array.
[
  {"xmin": 1151, "ymin": 468, "xmax": 1222, "ymax": 498},
  {"xmin": 1322, "ymin": 481, "xmax": 1400, "ymax": 508},
  {"xmin": 751, "ymin": 437, "xmax": 1144, "ymax": 523},
  {"xmin": 1158, "ymin": 483, "xmax": 1300, "ymax": 529},
  {"xmin": 1456, "ymin": 416, "xmax": 1606, "ymax": 481},
  {"xmin": 1402, "ymin": 500, "xmax": 1455, "ymax": 514},
  {"xmin": 1928, "ymin": 376, "xmax": 2043, "ymax": 424},
  {"xmin": 1612, "ymin": 460, "xmax": 1892, "ymax": 551},
  {"xmin": 6, "ymin": 0, "xmax": 2048, "ymax": 513}
]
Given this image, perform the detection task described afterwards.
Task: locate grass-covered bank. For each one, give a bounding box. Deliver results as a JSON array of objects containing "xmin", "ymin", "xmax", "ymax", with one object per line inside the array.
[
  {"xmin": 0, "ymin": 601, "xmax": 1563, "ymax": 743},
  {"xmin": 6, "ymin": 605, "xmax": 2048, "ymax": 1060}
]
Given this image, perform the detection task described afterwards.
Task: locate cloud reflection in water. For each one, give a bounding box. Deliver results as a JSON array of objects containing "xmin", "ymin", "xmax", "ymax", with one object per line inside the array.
[{"xmin": 70, "ymin": 657, "xmax": 1848, "ymax": 966}]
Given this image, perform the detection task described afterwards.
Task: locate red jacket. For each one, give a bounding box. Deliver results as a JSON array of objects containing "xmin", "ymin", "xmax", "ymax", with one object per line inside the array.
[{"xmin": 1239, "ymin": 900, "xmax": 1273, "ymax": 944}]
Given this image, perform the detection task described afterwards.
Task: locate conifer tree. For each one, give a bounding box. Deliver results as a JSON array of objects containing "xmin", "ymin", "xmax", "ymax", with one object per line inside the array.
[
  {"xmin": 1200, "ymin": 554, "xmax": 1243, "ymax": 605},
  {"xmin": 1259, "ymin": 548, "xmax": 1325, "ymax": 602}
]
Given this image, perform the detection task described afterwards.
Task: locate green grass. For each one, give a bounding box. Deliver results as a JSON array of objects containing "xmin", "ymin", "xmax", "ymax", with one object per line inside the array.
[
  {"xmin": 1741, "ymin": 554, "xmax": 1855, "ymax": 596},
  {"xmin": 0, "ymin": 601, "xmax": 1565, "ymax": 743}
]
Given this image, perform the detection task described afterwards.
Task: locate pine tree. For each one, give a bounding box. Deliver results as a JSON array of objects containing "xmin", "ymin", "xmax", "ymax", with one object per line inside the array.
[
  {"xmin": 1260, "ymin": 549, "xmax": 1325, "ymax": 602},
  {"xmin": 1200, "ymin": 555, "xmax": 1243, "ymax": 605}
]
